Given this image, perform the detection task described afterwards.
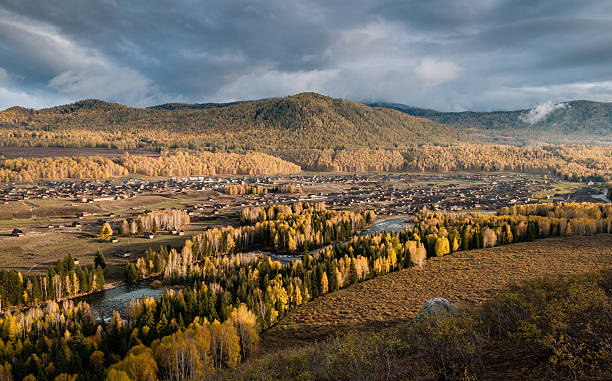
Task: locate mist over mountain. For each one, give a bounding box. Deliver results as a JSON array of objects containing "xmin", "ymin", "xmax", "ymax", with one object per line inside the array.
[{"xmin": 369, "ymin": 100, "xmax": 612, "ymax": 145}]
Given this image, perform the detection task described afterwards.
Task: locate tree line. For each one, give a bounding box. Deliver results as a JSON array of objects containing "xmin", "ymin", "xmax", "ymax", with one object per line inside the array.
[
  {"xmin": 409, "ymin": 202, "xmax": 612, "ymax": 257},
  {"xmin": 223, "ymin": 183, "xmax": 301, "ymax": 196},
  {"xmin": 2, "ymin": 145, "xmax": 609, "ymax": 183},
  {"xmin": 125, "ymin": 203, "xmax": 374, "ymax": 282},
  {"xmin": 279, "ymin": 145, "xmax": 612, "ymax": 181},
  {"xmin": 0, "ymin": 254, "xmax": 104, "ymax": 309},
  {"xmin": 118, "ymin": 210, "xmax": 190, "ymax": 236},
  {"xmin": 0, "ymin": 152, "xmax": 300, "ymax": 182},
  {"xmin": 0, "ymin": 156, "xmax": 128, "ymax": 182},
  {"xmin": 222, "ymin": 183, "xmax": 264, "ymax": 195},
  {"xmin": 119, "ymin": 151, "xmax": 300, "ymax": 177}
]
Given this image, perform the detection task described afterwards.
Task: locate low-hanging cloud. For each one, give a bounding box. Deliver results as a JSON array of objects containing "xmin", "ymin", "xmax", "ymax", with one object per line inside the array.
[
  {"xmin": 519, "ymin": 101, "xmax": 568, "ymax": 124},
  {"xmin": 414, "ymin": 57, "xmax": 461, "ymax": 86}
]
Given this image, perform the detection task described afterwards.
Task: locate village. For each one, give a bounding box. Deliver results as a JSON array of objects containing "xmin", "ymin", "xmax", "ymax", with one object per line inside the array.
[{"xmin": 0, "ymin": 172, "xmax": 584, "ymax": 215}]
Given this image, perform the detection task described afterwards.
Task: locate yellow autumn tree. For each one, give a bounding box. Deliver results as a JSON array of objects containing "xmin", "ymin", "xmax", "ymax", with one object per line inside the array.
[
  {"xmin": 100, "ymin": 222, "xmax": 113, "ymax": 238},
  {"xmin": 230, "ymin": 304, "xmax": 258, "ymax": 359},
  {"xmin": 321, "ymin": 272, "xmax": 329, "ymax": 294},
  {"xmin": 209, "ymin": 320, "xmax": 240, "ymax": 369}
]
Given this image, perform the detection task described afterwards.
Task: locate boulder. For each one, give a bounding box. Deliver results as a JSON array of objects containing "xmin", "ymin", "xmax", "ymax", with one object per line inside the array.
[{"xmin": 415, "ymin": 298, "xmax": 458, "ymax": 319}]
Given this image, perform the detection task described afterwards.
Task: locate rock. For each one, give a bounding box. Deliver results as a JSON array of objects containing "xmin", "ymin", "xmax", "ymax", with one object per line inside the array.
[{"xmin": 415, "ymin": 298, "xmax": 458, "ymax": 319}]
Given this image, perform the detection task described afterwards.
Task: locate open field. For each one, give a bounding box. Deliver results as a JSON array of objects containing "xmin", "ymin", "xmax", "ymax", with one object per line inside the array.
[
  {"xmin": 0, "ymin": 194, "xmax": 178, "ymax": 223},
  {"xmin": 261, "ymin": 234, "xmax": 612, "ymax": 354},
  {"xmin": 530, "ymin": 180, "xmax": 585, "ymax": 202},
  {"xmin": 0, "ymin": 190, "xmax": 240, "ymax": 282},
  {"xmin": 0, "ymin": 222, "xmax": 213, "ymax": 282},
  {"xmin": 0, "ymin": 146, "xmax": 158, "ymax": 158}
]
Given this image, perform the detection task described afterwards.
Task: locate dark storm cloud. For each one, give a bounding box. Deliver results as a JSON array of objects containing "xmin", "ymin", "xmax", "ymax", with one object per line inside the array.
[{"xmin": 0, "ymin": 0, "xmax": 611, "ymax": 110}]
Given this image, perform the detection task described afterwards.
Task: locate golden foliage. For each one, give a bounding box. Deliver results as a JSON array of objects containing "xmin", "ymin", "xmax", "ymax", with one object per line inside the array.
[
  {"xmin": 0, "ymin": 151, "xmax": 300, "ymax": 182},
  {"xmin": 281, "ymin": 145, "xmax": 612, "ymax": 180}
]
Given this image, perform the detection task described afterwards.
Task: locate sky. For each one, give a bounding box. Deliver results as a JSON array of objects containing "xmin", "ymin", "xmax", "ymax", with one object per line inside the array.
[{"xmin": 1, "ymin": 0, "xmax": 612, "ymax": 111}]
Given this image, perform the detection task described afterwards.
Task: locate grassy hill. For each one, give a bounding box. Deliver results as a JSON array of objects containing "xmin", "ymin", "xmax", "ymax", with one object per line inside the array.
[
  {"xmin": 0, "ymin": 93, "xmax": 463, "ymax": 152},
  {"xmin": 369, "ymin": 100, "xmax": 612, "ymax": 145}
]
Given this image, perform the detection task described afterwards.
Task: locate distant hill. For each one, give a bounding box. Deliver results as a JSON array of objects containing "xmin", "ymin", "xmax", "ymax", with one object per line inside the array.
[
  {"xmin": 0, "ymin": 93, "xmax": 463, "ymax": 152},
  {"xmin": 369, "ymin": 100, "xmax": 612, "ymax": 144}
]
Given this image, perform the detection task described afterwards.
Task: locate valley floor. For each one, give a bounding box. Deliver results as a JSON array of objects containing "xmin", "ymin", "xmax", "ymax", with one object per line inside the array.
[{"xmin": 261, "ymin": 234, "xmax": 612, "ymax": 354}]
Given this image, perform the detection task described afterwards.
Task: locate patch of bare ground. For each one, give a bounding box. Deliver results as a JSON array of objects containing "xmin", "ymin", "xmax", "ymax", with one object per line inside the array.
[
  {"xmin": 0, "ymin": 146, "xmax": 157, "ymax": 158},
  {"xmin": 261, "ymin": 234, "xmax": 612, "ymax": 354}
]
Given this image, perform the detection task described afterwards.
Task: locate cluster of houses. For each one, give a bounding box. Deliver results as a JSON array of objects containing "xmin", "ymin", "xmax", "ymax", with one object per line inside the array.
[
  {"xmin": 270, "ymin": 173, "xmax": 561, "ymax": 215},
  {"xmin": 3, "ymin": 173, "xmax": 575, "ymax": 243},
  {"xmin": 178, "ymin": 173, "xmax": 560, "ymax": 218},
  {"xmin": 1, "ymin": 176, "xmax": 303, "ymax": 203}
]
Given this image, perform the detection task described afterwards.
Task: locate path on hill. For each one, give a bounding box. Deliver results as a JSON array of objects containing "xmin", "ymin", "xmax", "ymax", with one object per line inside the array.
[{"xmin": 261, "ymin": 234, "xmax": 612, "ymax": 354}]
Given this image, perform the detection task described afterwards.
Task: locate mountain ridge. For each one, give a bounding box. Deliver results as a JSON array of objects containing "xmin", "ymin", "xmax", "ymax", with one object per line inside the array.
[
  {"xmin": 3, "ymin": 93, "xmax": 611, "ymax": 148},
  {"xmin": 0, "ymin": 92, "xmax": 462, "ymax": 151}
]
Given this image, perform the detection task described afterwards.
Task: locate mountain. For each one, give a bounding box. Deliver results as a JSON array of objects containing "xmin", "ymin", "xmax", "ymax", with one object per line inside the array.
[
  {"xmin": 0, "ymin": 93, "xmax": 464, "ymax": 152},
  {"xmin": 369, "ymin": 100, "xmax": 612, "ymax": 144}
]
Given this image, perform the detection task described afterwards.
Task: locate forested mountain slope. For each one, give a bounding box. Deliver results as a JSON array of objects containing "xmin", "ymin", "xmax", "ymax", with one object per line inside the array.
[
  {"xmin": 0, "ymin": 93, "xmax": 463, "ymax": 152},
  {"xmin": 369, "ymin": 100, "xmax": 612, "ymax": 144}
]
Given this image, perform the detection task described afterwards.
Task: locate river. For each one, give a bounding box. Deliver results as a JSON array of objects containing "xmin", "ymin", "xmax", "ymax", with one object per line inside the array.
[
  {"xmin": 75, "ymin": 277, "xmax": 178, "ymax": 321},
  {"xmin": 359, "ymin": 216, "xmax": 414, "ymax": 235},
  {"xmin": 592, "ymin": 188, "xmax": 611, "ymax": 203}
]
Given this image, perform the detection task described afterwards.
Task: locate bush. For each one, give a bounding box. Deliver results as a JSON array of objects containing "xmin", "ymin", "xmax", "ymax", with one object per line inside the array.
[
  {"xmin": 480, "ymin": 270, "xmax": 612, "ymax": 380},
  {"xmin": 404, "ymin": 313, "xmax": 484, "ymax": 379}
]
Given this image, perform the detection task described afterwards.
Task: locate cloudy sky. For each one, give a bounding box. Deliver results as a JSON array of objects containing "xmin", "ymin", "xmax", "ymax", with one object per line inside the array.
[{"xmin": 1, "ymin": 0, "xmax": 612, "ymax": 111}]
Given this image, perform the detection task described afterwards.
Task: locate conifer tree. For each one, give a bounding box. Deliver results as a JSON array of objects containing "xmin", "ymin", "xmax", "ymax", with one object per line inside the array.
[
  {"xmin": 349, "ymin": 259, "xmax": 358, "ymax": 285},
  {"xmin": 94, "ymin": 250, "xmax": 106, "ymax": 269},
  {"xmin": 326, "ymin": 262, "xmax": 338, "ymax": 292}
]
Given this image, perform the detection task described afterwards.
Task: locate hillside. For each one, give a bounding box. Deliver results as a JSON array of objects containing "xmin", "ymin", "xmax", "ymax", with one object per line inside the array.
[
  {"xmin": 0, "ymin": 93, "xmax": 462, "ymax": 152},
  {"xmin": 369, "ymin": 100, "xmax": 612, "ymax": 144},
  {"xmin": 226, "ymin": 265, "xmax": 612, "ymax": 380}
]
